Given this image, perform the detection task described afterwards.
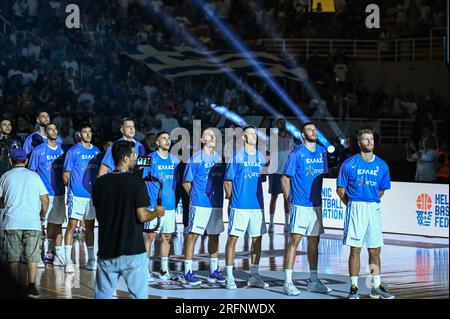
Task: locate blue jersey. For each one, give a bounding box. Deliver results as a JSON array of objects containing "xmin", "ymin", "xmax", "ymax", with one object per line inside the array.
[
  {"xmin": 337, "ymin": 154, "xmax": 391, "ymax": 203},
  {"xmin": 28, "ymin": 143, "xmax": 65, "ymax": 196},
  {"xmin": 283, "ymin": 144, "xmax": 328, "ymax": 207},
  {"xmin": 63, "ymin": 143, "xmax": 101, "ymax": 198},
  {"xmin": 24, "ymin": 131, "xmax": 62, "ymax": 155},
  {"xmin": 183, "ymin": 150, "xmax": 225, "ymax": 208},
  {"xmin": 143, "ymin": 151, "xmax": 180, "ymax": 210},
  {"xmin": 225, "ymin": 148, "xmax": 267, "ymax": 210},
  {"xmin": 101, "ymin": 138, "xmax": 146, "ymax": 172}
]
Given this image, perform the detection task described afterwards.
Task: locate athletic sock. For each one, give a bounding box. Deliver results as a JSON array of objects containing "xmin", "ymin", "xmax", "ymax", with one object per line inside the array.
[
  {"xmin": 210, "ymin": 258, "xmax": 218, "ymax": 273},
  {"xmin": 64, "ymin": 245, "xmax": 72, "ymax": 264},
  {"xmin": 285, "ymin": 269, "xmax": 293, "ymax": 283},
  {"xmin": 87, "ymin": 246, "xmax": 95, "ymax": 262},
  {"xmin": 226, "ymin": 265, "xmax": 234, "ymax": 279},
  {"xmin": 55, "ymin": 246, "xmax": 64, "ymax": 263},
  {"xmin": 161, "ymin": 257, "xmax": 169, "ymax": 273},
  {"xmin": 310, "ymin": 270, "xmax": 318, "ymax": 282},
  {"xmin": 184, "ymin": 260, "xmax": 193, "ymax": 275},
  {"xmin": 351, "ymin": 276, "xmax": 359, "ymax": 288},
  {"xmin": 373, "ymin": 275, "xmax": 381, "ymax": 288},
  {"xmin": 250, "ymin": 264, "xmax": 259, "ymax": 276}
]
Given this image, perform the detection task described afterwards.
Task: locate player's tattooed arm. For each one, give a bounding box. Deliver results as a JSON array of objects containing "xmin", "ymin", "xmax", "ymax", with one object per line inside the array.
[
  {"xmin": 280, "ymin": 175, "xmax": 291, "ymax": 203},
  {"xmin": 136, "ymin": 206, "xmax": 165, "ymax": 223},
  {"xmin": 336, "ymin": 187, "xmax": 349, "ymax": 206},
  {"xmin": 224, "ymin": 180, "xmax": 232, "ymax": 199}
]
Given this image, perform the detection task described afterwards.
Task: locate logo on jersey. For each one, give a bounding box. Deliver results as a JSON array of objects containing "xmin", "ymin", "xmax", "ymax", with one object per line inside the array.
[
  {"xmin": 415, "ymin": 193, "xmax": 448, "ymax": 228},
  {"xmin": 81, "ymin": 154, "xmax": 98, "ymax": 160},
  {"xmin": 47, "ymin": 154, "xmax": 63, "ymax": 160},
  {"xmin": 305, "ymin": 165, "xmax": 324, "ymax": 176},
  {"xmin": 244, "ymin": 161, "xmax": 262, "ymax": 168},
  {"xmin": 305, "ymin": 155, "xmax": 323, "ymax": 165},
  {"xmin": 357, "ymin": 166, "xmax": 379, "ymax": 176},
  {"xmin": 157, "ymin": 164, "xmax": 176, "ymax": 170}
]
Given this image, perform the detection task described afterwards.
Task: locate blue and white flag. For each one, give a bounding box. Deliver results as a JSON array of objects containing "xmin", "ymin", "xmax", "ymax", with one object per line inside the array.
[{"xmin": 117, "ymin": 41, "xmax": 307, "ymax": 81}]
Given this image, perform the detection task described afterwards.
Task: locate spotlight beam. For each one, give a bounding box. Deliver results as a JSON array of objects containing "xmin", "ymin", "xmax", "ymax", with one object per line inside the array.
[
  {"xmin": 143, "ymin": 4, "xmax": 304, "ymax": 140},
  {"xmin": 192, "ymin": 0, "xmax": 332, "ymax": 148}
]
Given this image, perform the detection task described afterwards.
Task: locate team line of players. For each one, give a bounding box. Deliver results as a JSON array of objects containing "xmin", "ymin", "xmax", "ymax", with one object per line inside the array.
[{"xmin": 24, "ymin": 112, "xmax": 394, "ymax": 299}]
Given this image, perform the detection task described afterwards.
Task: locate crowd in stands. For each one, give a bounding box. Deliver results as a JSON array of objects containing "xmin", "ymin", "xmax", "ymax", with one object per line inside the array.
[{"xmin": 0, "ymin": 0, "xmax": 448, "ymax": 178}]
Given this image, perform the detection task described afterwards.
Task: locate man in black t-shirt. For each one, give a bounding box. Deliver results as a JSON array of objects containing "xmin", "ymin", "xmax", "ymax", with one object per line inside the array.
[{"xmin": 92, "ymin": 141, "xmax": 164, "ymax": 299}]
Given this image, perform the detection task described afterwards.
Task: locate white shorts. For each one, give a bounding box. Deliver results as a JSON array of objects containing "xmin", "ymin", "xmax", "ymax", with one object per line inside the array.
[
  {"xmin": 143, "ymin": 209, "xmax": 176, "ymax": 234},
  {"xmin": 290, "ymin": 205, "xmax": 324, "ymax": 236},
  {"xmin": 67, "ymin": 195, "xmax": 95, "ymax": 221},
  {"xmin": 343, "ymin": 201, "xmax": 384, "ymax": 248},
  {"xmin": 186, "ymin": 206, "xmax": 224, "ymax": 235},
  {"xmin": 228, "ymin": 208, "xmax": 267, "ymax": 238},
  {"xmin": 46, "ymin": 195, "xmax": 67, "ymax": 225}
]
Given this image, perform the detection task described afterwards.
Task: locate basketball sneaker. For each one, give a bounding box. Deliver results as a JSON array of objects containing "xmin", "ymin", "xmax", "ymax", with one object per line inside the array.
[
  {"xmin": 283, "ymin": 282, "xmax": 300, "ymax": 296},
  {"xmin": 248, "ymin": 274, "xmax": 269, "ymax": 288},
  {"xmin": 225, "ymin": 277, "xmax": 237, "ymax": 290},
  {"xmin": 347, "ymin": 285, "xmax": 359, "ymax": 299},
  {"xmin": 370, "ymin": 284, "xmax": 395, "ymax": 299},
  {"xmin": 148, "ymin": 271, "xmax": 154, "ymax": 283},
  {"xmin": 44, "ymin": 251, "xmax": 54, "ymax": 264},
  {"xmin": 184, "ymin": 271, "xmax": 202, "ymax": 286},
  {"xmin": 85, "ymin": 259, "xmax": 97, "ymax": 271},
  {"xmin": 208, "ymin": 268, "xmax": 226, "ymax": 284},
  {"xmin": 159, "ymin": 271, "xmax": 180, "ymax": 281},
  {"xmin": 307, "ymin": 279, "xmax": 332, "ymax": 293},
  {"xmin": 27, "ymin": 284, "xmax": 39, "ymax": 299}
]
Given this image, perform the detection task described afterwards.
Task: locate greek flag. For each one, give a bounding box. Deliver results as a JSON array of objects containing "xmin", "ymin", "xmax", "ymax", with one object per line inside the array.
[{"xmin": 116, "ymin": 41, "xmax": 306, "ymax": 81}]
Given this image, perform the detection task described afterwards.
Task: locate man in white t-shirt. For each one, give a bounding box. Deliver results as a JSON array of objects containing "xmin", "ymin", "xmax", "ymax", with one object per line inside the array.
[{"xmin": 0, "ymin": 148, "xmax": 49, "ymax": 298}]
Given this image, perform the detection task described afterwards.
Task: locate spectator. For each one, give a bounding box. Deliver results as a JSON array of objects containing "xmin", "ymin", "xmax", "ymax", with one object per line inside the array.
[
  {"xmin": 0, "ymin": 118, "xmax": 22, "ymax": 177},
  {"xmin": 405, "ymin": 137, "xmax": 437, "ymax": 182},
  {"xmin": 0, "ymin": 148, "xmax": 50, "ymax": 298}
]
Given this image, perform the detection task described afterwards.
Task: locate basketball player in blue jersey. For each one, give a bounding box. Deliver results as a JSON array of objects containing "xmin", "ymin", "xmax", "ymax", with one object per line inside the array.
[
  {"xmin": 142, "ymin": 131, "xmax": 180, "ymax": 281},
  {"xmin": 98, "ymin": 118, "xmax": 146, "ymax": 176},
  {"xmin": 224, "ymin": 126, "xmax": 269, "ymax": 290},
  {"xmin": 28, "ymin": 123, "xmax": 66, "ymax": 267},
  {"xmin": 337, "ymin": 128, "xmax": 394, "ymax": 299},
  {"xmin": 182, "ymin": 128, "xmax": 226, "ymax": 286},
  {"xmin": 281, "ymin": 122, "xmax": 332, "ymax": 296},
  {"xmin": 63, "ymin": 122, "xmax": 101, "ymax": 273},
  {"xmin": 23, "ymin": 111, "xmax": 62, "ymax": 155}
]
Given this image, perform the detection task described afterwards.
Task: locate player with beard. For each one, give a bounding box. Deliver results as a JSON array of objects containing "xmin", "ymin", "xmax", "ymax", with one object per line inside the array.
[
  {"xmin": 281, "ymin": 122, "xmax": 331, "ymax": 296},
  {"xmin": 337, "ymin": 128, "xmax": 394, "ymax": 299},
  {"xmin": 23, "ymin": 112, "xmax": 62, "ymax": 155}
]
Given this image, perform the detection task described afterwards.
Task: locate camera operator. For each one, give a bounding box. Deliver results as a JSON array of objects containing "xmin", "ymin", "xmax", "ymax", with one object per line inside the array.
[
  {"xmin": 0, "ymin": 118, "xmax": 22, "ymax": 177},
  {"xmin": 92, "ymin": 140, "xmax": 165, "ymax": 299}
]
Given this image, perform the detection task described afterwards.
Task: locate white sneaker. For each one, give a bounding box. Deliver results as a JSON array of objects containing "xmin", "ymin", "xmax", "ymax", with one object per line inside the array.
[
  {"xmin": 65, "ymin": 262, "xmax": 74, "ymax": 273},
  {"xmin": 247, "ymin": 274, "xmax": 269, "ymax": 288},
  {"xmin": 85, "ymin": 259, "xmax": 97, "ymax": 271},
  {"xmin": 53, "ymin": 255, "xmax": 65, "ymax": 267},
  {"xmin": 148, "ymin": 272, "xmax": 155, "ymax": 283},
  {"xmin": 37, "ymin": 260, "xmax": 46, "ymax": 268},
  {"xmin": 283, "ymin": 282, "xmax": 300, "ymax": 296},
  {"xmin": 307, "ymin": 279, "xmax": 332, "ymax": 293},
  {"xmin": 225, "ymin": 277, "xmax": 237, "ymax": 290}
]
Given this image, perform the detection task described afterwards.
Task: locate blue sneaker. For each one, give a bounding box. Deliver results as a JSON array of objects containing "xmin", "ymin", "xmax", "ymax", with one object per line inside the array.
[
  {"xmin": 184, "ymin": 271, "xmax": 202, "ymax": 286},
  {"xmin": 208, "ymin": 268, "xmax": 226, "ymax": 284}
]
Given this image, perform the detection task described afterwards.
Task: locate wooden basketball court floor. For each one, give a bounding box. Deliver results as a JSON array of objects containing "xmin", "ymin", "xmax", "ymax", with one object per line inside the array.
[{"xmin": 16, "ymin": 224, "xmax": 449, "ymax": 299}]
